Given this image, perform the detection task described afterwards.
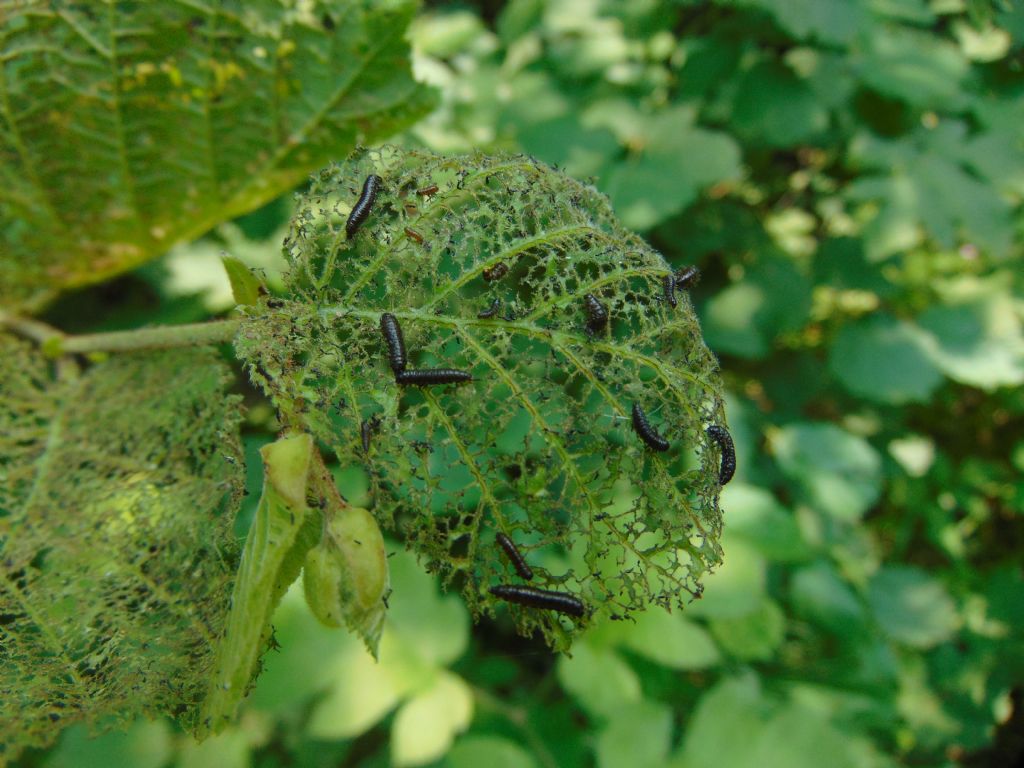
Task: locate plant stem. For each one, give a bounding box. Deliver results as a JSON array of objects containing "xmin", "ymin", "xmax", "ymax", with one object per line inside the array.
[
  {"xmin": 0, "ymin": 310, "xmax": 64, "ymax": 345},
  {"xmin": 55, "ymin": 319, "xmax": 242, "ymax": 356},
  {"xmin": 1, "ymin": 311, "xmax": 242, "ymax": 355}
]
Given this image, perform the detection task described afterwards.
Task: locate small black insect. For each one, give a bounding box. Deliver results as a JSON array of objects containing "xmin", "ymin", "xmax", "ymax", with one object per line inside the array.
[
  {"xmin": 379, "ymin": 313, "xmax": 407, "ymax": 373},
  {"xmin": 674, "ymin": 266, "xmax": 701, "ymax": 288},
  {"xmin": 489, "ymin": 584, "xmax": 586, "ymax": 617},
  {"xmin": 346, "ymin": 174, "xmax": 381, "ymax": 237},
  {"xmin": 321, "ymin": 12, "xmax": 335, "ymax": 30},
  {"xmin": 496, "ymin": 533, "xmax": 534, "ymax": 580},
  {"xmin": 482, "ymin": 262, "xmax": 509, "ymax": 282},
  {"xmin": 631, "ymin": 402, "xmax": 670, "ymax": 452},
  {"xmin": 477, "ymin": 298, "xmax": 501, "ymax": 319},
  {"xmin": 417, "ymin": 184, "xmax": 439, "ymax": 197},
  {"xmin": 361, "ymin": 417, "xmax": 380, "ymax": 454},
  {"xmin": 405, "ymin": 227, "xmax": 424, "ymax": 244},
  {"xmin": 395, "ymin": 368, "xmax": 473, "ymax": 386},
  {"xmin": 706, "ymin": 425, "xmax": 736, "ymax": 485},
  {"xmin": 583, "ymin": 293, "xmax": 608, "ymax": 335},
  {"xmin": 662, "ymin": 274, "xmax": 677, "ymax": 309}
]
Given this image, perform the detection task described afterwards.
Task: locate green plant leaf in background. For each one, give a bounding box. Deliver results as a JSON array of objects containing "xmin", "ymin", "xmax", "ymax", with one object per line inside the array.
[
  {"xmin": 772, "ymin": 422, "xmax": 882, "ymax": 522},
  {"xmin": 0, "ymin": 337, "xmax": 243, "ymax": 763},
  {"xmin": 868, "ymin": 566, "xmax": 959, "ymax": 649},
  {"xmin": 829, "ymin": 313, "xmax": 943, "ymax": 405},
  {"xmin": 235, "ymin": 145, "xmax": 729, "ymax": 647},
  {"xmin": 0, "ymin": 0, "xmax": 436, "ymax": 312}
]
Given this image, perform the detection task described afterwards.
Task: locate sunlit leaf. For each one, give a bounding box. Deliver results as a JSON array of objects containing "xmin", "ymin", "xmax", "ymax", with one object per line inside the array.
[{"xmin": 0, "ymin": 0, "xmax": 435, "ymax": 312}]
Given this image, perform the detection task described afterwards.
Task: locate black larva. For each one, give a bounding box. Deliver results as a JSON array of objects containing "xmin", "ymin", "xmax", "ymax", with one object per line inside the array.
[
  {"xmin": 346, "ymin": 174, "xmax": 381, "ymax": 237},
  {"xmin": 496, "ymin": 533, "xmax": 533, "ymax": 580},
  {"xmin": 631, "ymin": 402, "xmax": 670, "ymax": 452},
  {"xmin": 477, "ymin": 298, "xmax": 501, "ymax": 319},
  {"xmin": 379, "ymin": 313, "xmax": 407, "ymax": 373},
  {"xmin": 583, "ymin": 293, "xmax": 608, "ymax": 334},
  {"xmin": 482, "ymin": 262, "xmax": 509, "ymax": 282},
  {"xmin": 360, "ymin": 417, "xmax": 380, "ymax": 454},
  {"xmin": 706, "ymin": 425, "xmax": 736, "ymax": 485},
  {"xmin": 395, "ymin": 368, "xmax": 473, "ymax": 386},
  {"xmin": 489, "ymin": 584, "xmax": 586, "ymax": 617},
  {"xmin": 675, "ymin": 266, "xmax": 700, "ymax": 288},
  {"xmin": 662, "ymin": 274, "xmax": 677, "ymax": 309}
]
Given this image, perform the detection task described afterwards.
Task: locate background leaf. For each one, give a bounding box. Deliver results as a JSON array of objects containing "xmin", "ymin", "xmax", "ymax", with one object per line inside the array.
[{"xmin": 0, "ymin": 0, "xmax": 435, "ymax": 312}]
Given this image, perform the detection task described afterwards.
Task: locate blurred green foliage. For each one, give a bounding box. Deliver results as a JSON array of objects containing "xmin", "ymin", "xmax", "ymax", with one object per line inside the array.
[{"xmin": 14, "ymin": 0, "xmax": 1024, "ymax": 766}]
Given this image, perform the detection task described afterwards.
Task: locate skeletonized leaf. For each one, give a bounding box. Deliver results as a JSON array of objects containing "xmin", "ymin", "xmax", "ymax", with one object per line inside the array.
[
  {"xmin": 0, "ymin": 0, "xmax": 436, "ymax": 312},
  {"xmin": 0, "ymin": 337, "xmax": 243, "ymax": 763},
  {"xmin": 235, "ymin": 146, "xmax": 728, "ymax": 648}
]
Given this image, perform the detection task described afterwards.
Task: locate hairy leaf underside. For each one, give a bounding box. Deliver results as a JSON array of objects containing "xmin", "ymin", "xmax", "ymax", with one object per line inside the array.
[
  {"xmin": 0, "ymin": 337, "xmax": 243, "ymax": 763},
  {"xmin": 0, "ymin": 0, "xmax": 434, "ymax": 312},
  {"xmin": 236, "ymin": 147, "xmax": 727, "ymax": 646}
]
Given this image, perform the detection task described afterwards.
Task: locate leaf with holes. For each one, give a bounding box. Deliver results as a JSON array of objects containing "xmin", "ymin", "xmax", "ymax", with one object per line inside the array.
[
  {"xmin": 0, "ymin": 0, "xmax": 435, "ymax": 313},
  {"xmin": 234, "ymin": 146, "xmax": 728, "ymax": 649},
  {"xmin": 0, "ymin": 336, "xmax": 243, "ymax": 763}
]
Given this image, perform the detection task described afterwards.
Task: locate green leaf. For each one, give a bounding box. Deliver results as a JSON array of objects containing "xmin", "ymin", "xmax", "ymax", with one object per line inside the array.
[
  {"xmin": 688, "ymin": 537, "xmax": 766, "ymax": 619},
  {"xmin": 0, "ymin": 0, "xmax": 436, "ymax": 313},
  {"xmin": 828, "ymin": 314, "xmax": 944, "ymax": 404},
  {"xmin": 790, "ymin": 562, "xmax": 868, "ymax": 635},
  {"xmin": 715, "ymin": 0, "xmax": 870, "ymax": 46},
  {"xmin": 595, "ymin": 699, "xmax": 673, "ymax": 768},
  {"xmin": 868, "ymin": 566, "xmax": 959, "ymax": 648},
  {"xmin": 678, "ymin": 674, "xmax": 767, "ymax": 768},
  {"xmin": 557, "ymin": 643, "xmax": 642, "ymax": 718},
  {"xmin": 199, "ymin": 432, "xmax": 320, "ymax": 737},
  {"xmin": 729, "ymin": 62, "xmax": 829, "ymax": 148},
  {"xmin": 853, "ymin": 26, "xmax": 969, "ymax": 107},
  {"xmin": 847, "ymin": 125, "xmax": 1015, "ymax": 259},
  {"xmin": 618, "ymin": 610, "xmax": 722, "ymax": 670},
  {"xmin": 45, "ymin": 720, "xmax": 173, "ymax": 768},
  {"xmin": 602, "ymin": 106, "xmax": 741, "ymax": 230},
  {"xmin": 391, "ymin": 671, "xmax": 474, "ymax": 768},
  {"xmin": 0, "ymin": 337, "xmax": 243, "ymax": 762},
  {"xmin": 235, "ymin": 146, "xmax": 729, "ymax": 647},
  {"xmin": 221, "ymin": 256, "xmax": 266, "ymax": 308},
  {"xmin": 445, "ymin": 736, "xmax": 539, "ymax": 768},
  {"xmin": 720, "ymin": 484, "xmax": 812, "ymax": 562},
  {"xmin": 748, "ymin": 702, "xmax": 871, "ymax": 768},
  {"xmin": 772, "ymin": 423, "xmax": 882, "ymax": 521},
  {"xmin": 702, "ymin": 256, "xmax": 812, "ymax": 359},
  {"xmin": 709, "ymin": 598, "xmax": 786, "ymax": 661},
  {"xmin": 177, "ymin": 729, "xmax": 251, "ymax": 768},
  {"xmin": 917, "ymin": 291, "xmax": 1024, "ymax": 390}
]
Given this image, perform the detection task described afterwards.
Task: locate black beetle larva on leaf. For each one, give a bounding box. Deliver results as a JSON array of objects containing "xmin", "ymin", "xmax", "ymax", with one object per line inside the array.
[
  {"xmin": 496, "ymin": 533, "xmax": 534, "ymax": 580},
  {"xmin": 346, "ymin": 174, "xmax": 381, "ymax": 237},
  {"xmin": 395, "ymin": 368, "xmax": 473, "ymax": 386},
  {"xmin": 675, "ymin": 266, "xmax": 700, "ymax": 288},
  {"xmin": 583, "ymin": 293, "xmax": 608, "ymax": 334},
  {"xmin": 476, "ymin": 298, "xmax": 501, "ymax": 319},
  {"xmin": 489, "ymin": 585, "xmax": 585, "ymax": 617},
  {"xmin": 632, "ymin": 402, "xmax": 670, "ymax": 452},
  {"xmin": 706, "ymin": 425, "xmax": 736, "ymax": 485},
  {"xmin": 662, "ymin": 274, "xmax": 677, "ymax": 308},
  {"xmin": 379, "ymin": 313, "xmax": 407, "ymax": 374}
]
